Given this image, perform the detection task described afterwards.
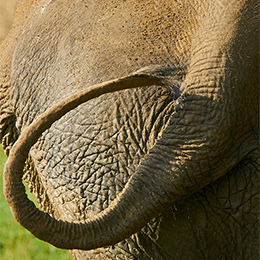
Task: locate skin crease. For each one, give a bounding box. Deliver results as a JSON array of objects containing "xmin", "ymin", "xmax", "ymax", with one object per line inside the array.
[{"xmin": 0, "ymin": 0, "xmax": 259, "ymax": 260}]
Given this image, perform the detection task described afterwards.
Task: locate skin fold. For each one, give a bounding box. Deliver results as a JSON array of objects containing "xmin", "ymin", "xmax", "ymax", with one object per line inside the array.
[{"xmin": 0, "ymin": 0, "xmax": 259, "ymax": 259}]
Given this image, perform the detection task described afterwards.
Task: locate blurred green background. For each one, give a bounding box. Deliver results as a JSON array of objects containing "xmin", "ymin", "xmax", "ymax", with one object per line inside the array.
[{"xmin": 0, "ymin": 145, "xmax": 73, "ymax": 260}]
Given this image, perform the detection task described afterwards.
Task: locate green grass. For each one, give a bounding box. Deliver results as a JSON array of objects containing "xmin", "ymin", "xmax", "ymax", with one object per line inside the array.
[{"xmin": 0, "ymin": 145, "xmax": 73, "ymax": 260}]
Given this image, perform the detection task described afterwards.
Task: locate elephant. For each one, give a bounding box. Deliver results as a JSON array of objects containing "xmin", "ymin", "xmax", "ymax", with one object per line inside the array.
[{"xmin": 0, "ymin": 0, "xmax": 259, "ymax": 259}]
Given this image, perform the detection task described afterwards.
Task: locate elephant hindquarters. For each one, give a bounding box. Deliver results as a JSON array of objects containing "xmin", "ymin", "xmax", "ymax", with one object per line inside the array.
[{"xmin": 153, "ymin": 153, "xmax": 259, "ymax": 260}]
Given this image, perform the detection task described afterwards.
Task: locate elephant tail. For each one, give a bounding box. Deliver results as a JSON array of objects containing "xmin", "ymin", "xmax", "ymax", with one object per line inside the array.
[{"xmin": 4, "ymin": 68, "xmax": 180, "ymax": 249}]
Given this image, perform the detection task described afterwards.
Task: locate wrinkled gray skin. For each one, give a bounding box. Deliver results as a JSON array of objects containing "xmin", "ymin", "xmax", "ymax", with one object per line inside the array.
[{"xmin": 0, "ymin": 0, "xmax": 259, "ymax": 259}]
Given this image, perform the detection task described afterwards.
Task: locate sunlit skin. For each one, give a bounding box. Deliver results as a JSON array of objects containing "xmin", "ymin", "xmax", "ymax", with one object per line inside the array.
[{"xmin": 0, "ymin": 0, "xmax": 259, "ymax": 259}]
